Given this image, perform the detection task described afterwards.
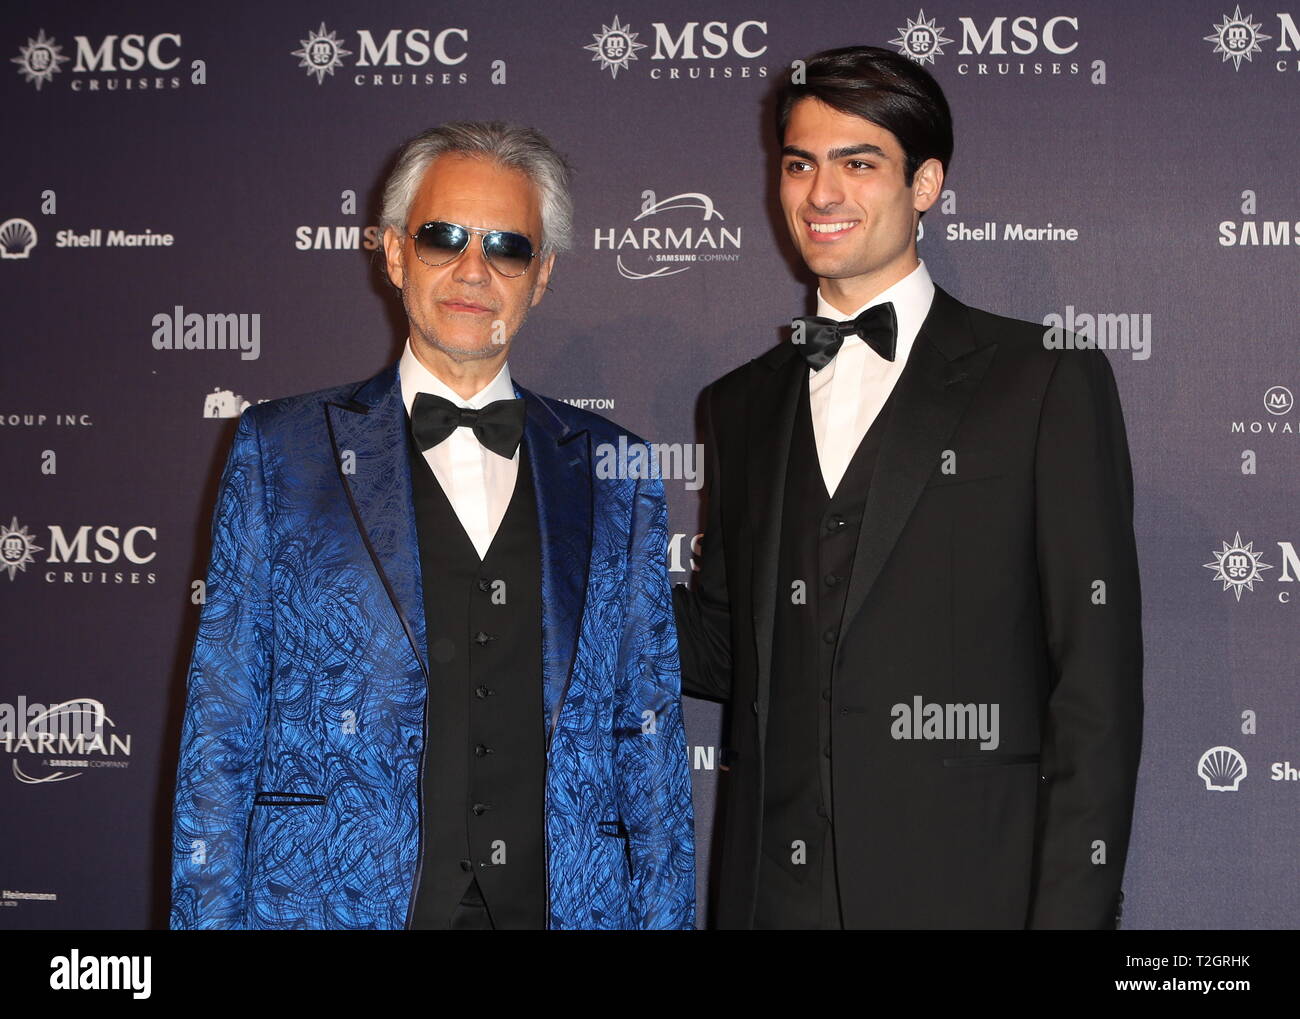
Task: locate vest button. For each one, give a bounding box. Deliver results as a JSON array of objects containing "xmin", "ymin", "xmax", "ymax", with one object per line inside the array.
[
  {"xmin": 823, "ymin": 745, "xmax": 832, "ymax": 758},
  {"xmin": 475, "ymin": 743, "xmax": 491, "ymax": 757},
  {"xmin": 475, "ymin": 685, "xmax": 493, "ymax": 699},
  {"xmin": 473, "ymin": 631, "xmax": 494, "ymax": 646},
  {"xmin": 407, "ymin": 734, "xmax": 419, "ymax": 750},
  {"xmin": 822, "ymin": 627, "xmax": 837, "ymax": 644},
  {"xmin": 821, "ymin": 688, "xmax": 831, "ymax": 702},
  {"xmin": 824, "ymin": 572, "xmax": 840, "ymax": 587},
  {"xmin": 459, "ymin": 859, "xmax": 472, "ymax": 871},
  {"xmin": 477, "ymin": 578, "xmax": 492, "ymax": 593},
  {"xmin": 472, "ymin": 802, "xmax": 490, "ymax": 815},
  {"xmin": 825, "ymin": 514, "xmax": 844, "ymax": 533},
  {"xmin": 751, "ymin": 700, "xmax": 759, "ymax": 715}
]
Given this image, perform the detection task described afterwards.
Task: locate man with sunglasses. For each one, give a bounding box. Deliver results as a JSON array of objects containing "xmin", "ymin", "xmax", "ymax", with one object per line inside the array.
[{"xmin": 170, "ymin": 121, "xmax": 694, "ymax": 930}]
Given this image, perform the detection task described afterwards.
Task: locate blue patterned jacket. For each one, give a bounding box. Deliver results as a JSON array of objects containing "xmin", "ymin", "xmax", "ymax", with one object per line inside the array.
[{"xmin": 170, "ymin": 362, "xmax": 694, "ymax": 929}]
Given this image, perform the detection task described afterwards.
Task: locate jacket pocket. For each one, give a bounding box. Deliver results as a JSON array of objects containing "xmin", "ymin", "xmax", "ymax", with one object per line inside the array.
[
  {"xmin": 253, "ymin": 790, "xmax": 327, "ymax": 805},
  {"xmin": 942, "ymin": 753, "xmax": 1040, "ymax": 767}
]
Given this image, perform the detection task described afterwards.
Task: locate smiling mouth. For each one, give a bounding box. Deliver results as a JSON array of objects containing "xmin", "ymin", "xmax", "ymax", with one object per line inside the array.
[{"xmin": 806, "ymin": 220, "xmax": 860, "ymax": 239}]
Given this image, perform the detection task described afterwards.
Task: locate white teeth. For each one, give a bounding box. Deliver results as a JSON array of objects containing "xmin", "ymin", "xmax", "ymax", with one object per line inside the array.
[{"xmin": 809, "ymin": 221, "xmax": 856, "ymax": 233}]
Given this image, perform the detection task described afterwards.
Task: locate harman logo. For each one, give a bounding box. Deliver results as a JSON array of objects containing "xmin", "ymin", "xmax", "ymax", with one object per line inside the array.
[
  {"xmin": 12, "ymin": 29, "xmax": 68, "ymax": 90},
  {"xmin": 594, "ymin": 191, "xmax": 741, "ymax": 279},
  {"xmin": 1203, "ymin": 532, "xmax": 1272, "ymax": 600},
  {"xmin": 584, "ymin": 16, "xmax": 646, "ymax": 78},
  {"xmin": 1197, "ymin": 746, "xmax": 1247, "ymax": 791},
  {"xmin": 13, "ymin": 28, "xmax": 183, "ymax": 91},
  {"xmin": 1204, "ymin": 6, "xmax": 1272, "ymax": 69},
  {"xmin": 0, "ymin": 697, "xmax": 133, "ymax": 784},
  {"xmin": 291, "ymin": 22, "xmax": 469, "ymax": 87},
  {"xmin": 890, "ymin": 10, "xmax": 954, "ymax": 65},
  {"xmin": 0, "ymin": 517, "xmax": 43, "ymax": 580},
  {"xmin": 0, "ymin": 218, "xmax": 37, "ymax": 259}
]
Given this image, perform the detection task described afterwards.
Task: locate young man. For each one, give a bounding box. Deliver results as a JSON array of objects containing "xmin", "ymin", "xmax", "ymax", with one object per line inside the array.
[{"xmin": 675, "ymin": 47, "xmax": 1142, "ymax": 929}]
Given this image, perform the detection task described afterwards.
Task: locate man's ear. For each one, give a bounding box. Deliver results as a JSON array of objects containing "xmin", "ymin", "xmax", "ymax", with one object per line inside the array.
[
  {"xmin": 912, "ymin": 157, "xmax": 944, "ymax": 214},
  {"xmin": 530, "ymin": 252, "xmax": 557, "ymax": 306},
  {"xmin": 382, "ymin": 226, "xmax": 406, "ymax": 290}
]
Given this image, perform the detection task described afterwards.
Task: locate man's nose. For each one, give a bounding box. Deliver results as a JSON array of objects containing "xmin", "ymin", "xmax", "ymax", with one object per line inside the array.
[
  {"xmin": 806, "ymin": 168, "xmax": 845, "ymax": 212},
  {"xmin": 452, "ymin": 234, "xmax": 492, "ymax": 285}
]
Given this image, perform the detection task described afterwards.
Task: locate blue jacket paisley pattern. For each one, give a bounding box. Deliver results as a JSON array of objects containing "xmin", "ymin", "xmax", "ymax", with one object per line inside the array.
[{"xmin": 169, "ymin": 362, "xmax": 695, "ymax": 929}]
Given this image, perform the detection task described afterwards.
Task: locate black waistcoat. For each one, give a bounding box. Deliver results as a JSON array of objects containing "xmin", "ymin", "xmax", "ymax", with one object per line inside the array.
[
  {"xmin": 755, "ymin": 373, "xmax": 897, "ymax": 929},
  {"xmin": 405, "ymin": 426, "xmax": 547, "ymax": 929}
]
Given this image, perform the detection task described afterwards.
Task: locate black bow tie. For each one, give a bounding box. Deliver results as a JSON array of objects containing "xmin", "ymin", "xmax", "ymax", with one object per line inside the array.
[
  {"xmin": 410, "ymin": 392, "xmax": 525, "ymax": 460},
  {"xmin": 793, "ymin": 301, "xmax": 898, "ymax": 371}
]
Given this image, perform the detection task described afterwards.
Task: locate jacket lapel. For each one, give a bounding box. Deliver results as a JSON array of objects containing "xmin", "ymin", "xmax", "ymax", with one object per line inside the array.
[
  {"xmin": 838, "ymin": 284, "xmax": 998, "ymax": 634},
  {"xmin": 516, "ymin": 384, "xmax": 593, "ymax": 748},
  {"xmin": 747, "ymin": 343, "xmax": 805, "ymax": 753},
  {"xmin": 324, "ymin": 363, "xmax": 429, "ymax": 682}
]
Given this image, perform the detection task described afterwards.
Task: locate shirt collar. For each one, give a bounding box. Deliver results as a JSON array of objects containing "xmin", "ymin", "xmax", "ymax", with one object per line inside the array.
[
  {"xmin": 398, "ymin": 337, "xmax": 515, "ymax": 416},
  {"xmin": 813, "ymin": 257, "xmax": 935, "ymax": 364}
]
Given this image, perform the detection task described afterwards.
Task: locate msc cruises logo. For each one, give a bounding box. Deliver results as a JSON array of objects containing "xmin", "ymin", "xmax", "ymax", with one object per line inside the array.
[{"xmin": 1204, "ymin": 6, "xmax": 1272, "ymax": 69}]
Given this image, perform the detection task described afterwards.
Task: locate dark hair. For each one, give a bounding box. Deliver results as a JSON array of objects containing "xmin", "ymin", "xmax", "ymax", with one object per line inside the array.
[{"xmin": 775, "ymin": 46, "xmax": 953, "ymax": 188}]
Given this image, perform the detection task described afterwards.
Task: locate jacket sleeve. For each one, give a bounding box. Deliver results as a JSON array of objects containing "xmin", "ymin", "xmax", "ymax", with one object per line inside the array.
[
  {"xmin": 672, "ymin": 383, "xmax": 734, "ymax": 701},
  {"xmin": 170, "ymin": 410, "xmax": 274, "ymax": 929},
  {"xmin": 614, "ymin": 468, "xmax": 697, "ymax": 930},
  {"xmin": 1027, "ymin": 347, "xmax": 1144, "ymax": 929}
]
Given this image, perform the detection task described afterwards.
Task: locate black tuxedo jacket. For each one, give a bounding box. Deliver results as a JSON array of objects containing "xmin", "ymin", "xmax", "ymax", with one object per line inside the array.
[{"xmin": 674, "ymin": 283, "xmax": 1143, "ymax": 929}]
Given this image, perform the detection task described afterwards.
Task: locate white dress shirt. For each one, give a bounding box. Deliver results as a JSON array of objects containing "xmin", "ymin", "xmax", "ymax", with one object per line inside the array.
[
  {"xmin": 398, "ymin": 338, "xmax": 519, "ymax": 560},
  {"xmin": 809, "ymin": 257, "xmax": 936, "ymax": 496}
]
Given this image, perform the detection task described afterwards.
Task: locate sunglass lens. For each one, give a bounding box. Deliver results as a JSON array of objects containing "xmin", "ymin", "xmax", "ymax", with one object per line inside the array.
[
  {"xmin": 415, "ymin": 222, "xmax": 467, "ymax": 265},
  {"xmin": 483, "ymin": 232, "xmax": 534, "ymax": 277}
]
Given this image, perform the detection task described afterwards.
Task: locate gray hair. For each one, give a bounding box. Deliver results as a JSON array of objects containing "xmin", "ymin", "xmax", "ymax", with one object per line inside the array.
[{"xmin": 380, "ymin": 121, "xmax": 574, "ymax": 258}]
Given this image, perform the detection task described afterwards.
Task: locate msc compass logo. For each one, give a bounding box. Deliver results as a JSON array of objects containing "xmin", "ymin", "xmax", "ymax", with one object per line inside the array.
[
  {"xmin": 585, "ymin": 15, "xmax": 646, "ymax": 78},
  {"xmin": 1203, "ymin": 532, "xmax": 1273, "ymax": 600},
  {"xmin": 890, "ymin": 10, "xmax": 954, "ymax": 65},
  {"xmin": 1, "ymin": 517, "xmax": 43, "ymax": 580},
  {"xmin": 1204, "ymin": 6, "xmax": 1271, "ymax": 69},
  {"xmin": 292, "ymin": 22, "xmax": 352, "ymax": 84},
  {"xmin": 12, "ymin": 28, "xmax": 69, "ymax": 90}
]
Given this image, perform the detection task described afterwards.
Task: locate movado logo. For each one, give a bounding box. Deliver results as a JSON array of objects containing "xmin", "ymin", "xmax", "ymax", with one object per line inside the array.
[{"xmin": 292, "ymin": 22, "xmax": 468, "ymax": 85}]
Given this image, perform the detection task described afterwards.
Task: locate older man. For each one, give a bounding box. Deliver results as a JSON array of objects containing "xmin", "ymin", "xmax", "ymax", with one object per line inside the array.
[{"xmin": 170, "ymin": 121, "xmax": 694, "ymax": 930}]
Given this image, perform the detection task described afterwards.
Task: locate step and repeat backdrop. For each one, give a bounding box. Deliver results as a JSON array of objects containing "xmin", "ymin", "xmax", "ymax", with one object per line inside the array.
[{"xmin": 1, "ymin": 1, "xmax": 1296, "ymax": 930}]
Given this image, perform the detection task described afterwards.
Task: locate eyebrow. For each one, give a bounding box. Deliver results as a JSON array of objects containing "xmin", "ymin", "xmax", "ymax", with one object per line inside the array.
[{"xmin": 781, "ymin": 143, "xmax": 890, "ymax": 162}]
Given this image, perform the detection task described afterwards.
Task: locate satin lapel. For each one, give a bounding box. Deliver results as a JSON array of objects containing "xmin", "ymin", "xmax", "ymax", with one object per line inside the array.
[
  {"xmin": 838, "ymin": 286, "xmax": 997, "ymax": 636},
  {"xmin": 748, "ymin": 344, "xmax": 805, "ymax": 751},
  {"xmin": 324, "ymin": 363, "xmax": 429, "ymax": 682},
  {"xmin": 516, "ymin": 384, "xmax": 593, "ymax": 748}
]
